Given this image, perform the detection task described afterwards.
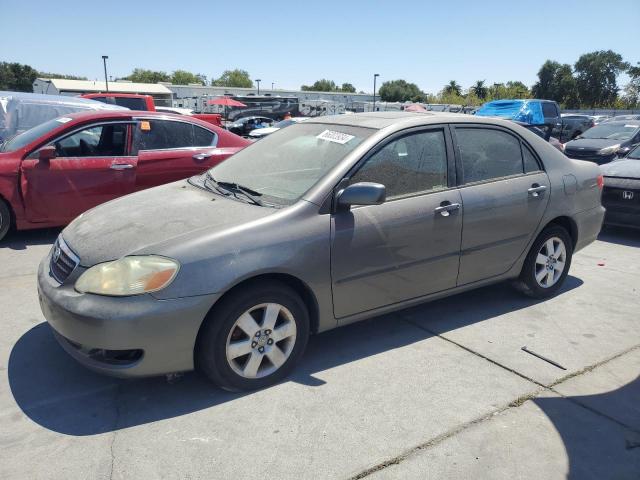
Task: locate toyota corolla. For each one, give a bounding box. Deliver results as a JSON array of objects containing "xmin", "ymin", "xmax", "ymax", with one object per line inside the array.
[{"xmin": 37, "ymin": 112, "xmax": 605, "ymax": 391}]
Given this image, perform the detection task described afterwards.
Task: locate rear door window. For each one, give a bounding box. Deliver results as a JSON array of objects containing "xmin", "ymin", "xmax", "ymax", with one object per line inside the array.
[
  {"xmin": 455, "ymin": 128, "xmax": 524, "ymax": 183},
  {"xmin": 542, "ymin": 102, "xmax": 559, "ymax": 119},
  {"xmin": 135, "ymin": 120, "xmax": 215, "ymax": 151}
]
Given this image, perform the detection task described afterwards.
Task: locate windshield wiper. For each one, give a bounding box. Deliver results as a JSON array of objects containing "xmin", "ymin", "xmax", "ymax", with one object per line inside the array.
[
  {"xmin": 205, "ymin": 173, "xmax": 265, "ymax": 206},
  {"xmin": 217, "ymin": 181, "xmax": 265, "ymax": 206}
]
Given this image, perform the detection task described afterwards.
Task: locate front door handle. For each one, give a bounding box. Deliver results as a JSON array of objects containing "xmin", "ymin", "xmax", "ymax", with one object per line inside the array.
[
  {"xmin": 193, "ymin": 153, "xmax": 213, "ymax": 161},
  {"xmin": 434, "ymin": 202, "xmax": 461, "ymax": 217},
  {"xmin": 528, "ymin": 185, "xmax": 547, "ymax": 197},
  {"xmin": 110, "ymin": 163, "xmax": 134, "ymax": 170}
]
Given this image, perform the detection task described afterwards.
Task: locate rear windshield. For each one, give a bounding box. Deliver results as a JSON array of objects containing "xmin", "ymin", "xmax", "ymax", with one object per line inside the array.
[{"xmin": 0, "ymin": 117, "xmax": 65, "ymax": 152}]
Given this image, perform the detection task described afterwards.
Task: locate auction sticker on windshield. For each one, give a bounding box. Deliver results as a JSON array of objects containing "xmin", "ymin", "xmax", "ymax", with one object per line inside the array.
[{"xmin": 317, "ymin": 130, "xmax": 355, "ymax": 144}]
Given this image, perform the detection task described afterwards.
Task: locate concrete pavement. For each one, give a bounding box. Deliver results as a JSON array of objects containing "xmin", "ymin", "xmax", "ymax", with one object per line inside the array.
[{"xmin": 0, "ymin": 226, "xmax": 638, "ymax": 479}]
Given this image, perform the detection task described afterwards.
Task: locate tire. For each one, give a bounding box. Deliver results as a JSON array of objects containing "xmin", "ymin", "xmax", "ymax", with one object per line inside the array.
[
  {"xmin": 0, "ymin": 198, "xmax": 12, "ymax": 242},
  {"xmin": 513, "ymin": 225, "xmax": 573, "ymax": 299},
  {"xmin": 196, "ymin": 281, "xmax": 310, "ymax": 391}
]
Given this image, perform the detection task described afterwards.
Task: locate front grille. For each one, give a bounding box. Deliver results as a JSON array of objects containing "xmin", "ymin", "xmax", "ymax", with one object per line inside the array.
[
  {"xmin": 50, "ymin": 236, "xmax": 80, "ymax": 283},
  {"xmin": 564, "ymin": 149, "xmax": 612, "ymax": 163},
  {"xmin": 602, "ymin": 186, "xmax": 640, "ymax": 213}
]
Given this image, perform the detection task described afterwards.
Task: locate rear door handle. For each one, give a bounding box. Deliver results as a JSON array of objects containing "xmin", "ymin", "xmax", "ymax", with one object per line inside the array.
[
  {"xmin": 528, "ymin": 185, "xmax": 547, "ymax": 197},
  {"xmin": 434, "ymin": 202, "xmax": 461, "ymax": 217},
  {"xmin": 110, "ymin": 163, "xmax": 134, "ymax": 170},
  {"xmin": 193, "ymin": 153, "xmax": 213, "ymax": 161}
]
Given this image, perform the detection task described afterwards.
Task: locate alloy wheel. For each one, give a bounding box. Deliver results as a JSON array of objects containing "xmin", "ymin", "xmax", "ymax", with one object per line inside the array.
[
  {"xmin": 225, "ymin": 303, "xmax": 297, "ymax": 379},
  {"xmin": 535, "ymin": 236, "xmax": 567, "ymax": 288}
]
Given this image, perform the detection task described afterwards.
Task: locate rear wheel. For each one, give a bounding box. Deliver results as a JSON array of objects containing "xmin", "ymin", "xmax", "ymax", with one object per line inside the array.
[
  {"xmin": 196, "ymin": 281, "xmax": 310, "ymax": 391},
  {"xmin": 514, "ymin": 225, "xmax": 573, "ymax": 298},
  {"xmin": 0, "ymin": 198, "xmax": 12, "ymax": 242}
]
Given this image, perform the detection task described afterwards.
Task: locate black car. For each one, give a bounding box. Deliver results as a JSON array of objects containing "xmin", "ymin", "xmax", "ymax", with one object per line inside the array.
[
  {"xmin": 226, "ymin": 116, "xmax": 274, "ymax": 136},
  {"xmin": 564, "ymin": 121, "xmax": 640, "ymax": 164},
  {"xmin": 558, "ymin": 115, "xmax": 594, "ymax": 143},
  {"xmin": 600, "ymin": 145, "xmax": 640, "ymax": 228}
]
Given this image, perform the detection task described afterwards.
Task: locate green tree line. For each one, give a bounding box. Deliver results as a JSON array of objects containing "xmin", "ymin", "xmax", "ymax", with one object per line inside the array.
[{"xmin": 2, "ymin": 51, "xmax": 638, "ymax": 108}]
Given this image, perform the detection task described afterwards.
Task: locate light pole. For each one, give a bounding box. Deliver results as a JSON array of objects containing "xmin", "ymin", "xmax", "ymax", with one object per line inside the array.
[
  {"xmin": 272, "ymin": 82, "xmax": 275, "ymax": 91},
  {"xmin": 102, "ymin": 55, "xmax": 109, "ymax": 92},
  {"xmin": 255, "ymin": 79, "xmax": 261, "ymax": 95},
  {"xmin": 373, "ymin": 73, "xmax": 380, "ymax": 112}
]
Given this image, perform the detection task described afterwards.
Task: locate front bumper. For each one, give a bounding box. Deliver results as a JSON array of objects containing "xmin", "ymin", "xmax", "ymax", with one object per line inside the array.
[{"xmin": 37, "ymin": 248, "xmax": 220, "ymax": 378}]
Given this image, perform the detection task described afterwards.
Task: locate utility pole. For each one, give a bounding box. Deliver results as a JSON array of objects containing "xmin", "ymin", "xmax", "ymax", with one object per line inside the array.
[
  {"xmin": 373, "ymin": 73, "xmax": 380, "ymax": 112},
  {"xmin": 102, "ymin": 55, "xmax": 109, "ymax": 92}
]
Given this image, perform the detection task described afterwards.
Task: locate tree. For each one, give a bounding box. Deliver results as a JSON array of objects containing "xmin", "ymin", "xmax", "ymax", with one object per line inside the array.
[
  {"xmin": 472, "ymin": 80, "xmax": 488, "ymax": 100},
  {"xmin": 443, "ymin": 80, "xmax": 462, "ymax": 96},
  {"xmin": 378, "ymin": 79, "xmax": 424, "ymax": 102},
  {"xmin": 301, "ymin": 79, "xmax": 337, "ymax": 92},
  {"xmin": 123, "ymin": 68, "xmax": 171, "ymax": 83},
  {"xmin": 531, "ymin": 60, "xmax": 578, "ymax": 107},
  {"xmin": 171, "ymin": 70, "xmax": 205, "ymax": 85},
  {"xmin": 211, "ymin": 69, "xmax": 253, "ymax": 88},
  {"xmin": 621, "ymin": 62, "xmax": 640, "ymax": 108},
  {"xmin": 0, "ymin": 62, "xmax": 39, "ymax": 92},
  {"xmin": 341, "ymin": 82, "xmax": 356, "ymax": 93},
  {"xmin": 574, "ymin": 50, "xmax": 629, "ymax": 107}
]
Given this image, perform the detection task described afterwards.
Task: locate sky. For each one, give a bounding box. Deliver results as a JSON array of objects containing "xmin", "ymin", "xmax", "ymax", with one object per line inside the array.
[{"xmin": 1, "ymin": 0, "xmax": 639, "ymax": 94}]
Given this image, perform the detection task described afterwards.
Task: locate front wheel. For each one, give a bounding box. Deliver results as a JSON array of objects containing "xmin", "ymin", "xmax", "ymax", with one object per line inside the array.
[
  {"xmin": 196, "ymin": 281, "xmax": 310, "ymax": 391},
  {"xmin": 514, "ymin": 225, "xmax": 573, "ymax": 298},
  {"xmin": 0, "ymin": 198, "xmax": 12, "ymax": 242}
]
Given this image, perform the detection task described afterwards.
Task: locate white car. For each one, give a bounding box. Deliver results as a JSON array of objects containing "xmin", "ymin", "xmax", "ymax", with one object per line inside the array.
[{"xmin": 248, "ymin": 117, "xmax": 308, "ymax": 139}]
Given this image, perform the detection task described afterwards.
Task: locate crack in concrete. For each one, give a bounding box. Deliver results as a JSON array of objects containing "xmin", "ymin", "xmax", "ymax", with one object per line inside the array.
[
  {"xmin": 108, "ymin": 384, "xmax": 122, "ymax": 480},
  {"xmin": 346, "ymin": 317, "xmax": 639, "ymax": 479}
]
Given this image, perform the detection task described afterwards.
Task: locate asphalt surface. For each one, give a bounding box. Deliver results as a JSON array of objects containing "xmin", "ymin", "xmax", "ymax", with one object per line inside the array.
[{"xmin": 0, "ymin": 226, "xmax": 638, "ymax": 479}]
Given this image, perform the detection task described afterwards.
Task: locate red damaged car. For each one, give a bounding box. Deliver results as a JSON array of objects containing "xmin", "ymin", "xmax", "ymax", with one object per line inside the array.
[{"xmin": 0, "ymin": 110, "xmax": 249, "ymax": 240}]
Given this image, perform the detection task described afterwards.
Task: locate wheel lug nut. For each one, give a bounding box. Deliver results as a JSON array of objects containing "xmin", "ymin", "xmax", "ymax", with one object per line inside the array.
[
  {"xmin": 258, "ymin": 346, "xmax": 265, "ymax": 353},
  {"xmin": 267, "ymin": 338, "xmax": 274, "ymax": 345},
  {"xmin": 251, "ymin": 341, "xmax": 257, "ymax": 348},
  {"xmin": 265, "ymin": 329, "xmax": 272, "ymax": 335},
  {"xmin": 255, "ymin": 331, "xmax": 261, "ymax": 337}
]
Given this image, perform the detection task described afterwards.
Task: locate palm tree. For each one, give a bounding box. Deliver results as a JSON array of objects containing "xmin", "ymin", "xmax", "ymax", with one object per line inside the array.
[
  {"xmin": 444, "ymin": 80, "xmax": 462, "ymax": 96},
  {"xmin": 472, "ymin": 80, "xmax": 488, "ymax": 100}
]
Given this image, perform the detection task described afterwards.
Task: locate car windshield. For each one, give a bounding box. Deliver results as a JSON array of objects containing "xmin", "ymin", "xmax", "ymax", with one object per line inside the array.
[
  {"xmin": 207, "ymin": 122, "xmax": 374, "ymax": 205},
  {"xmin": 0, "ymin": 117, "xmax": 66, "ymax": 152},
  {"xmin": 579, "ymin": 123, "xmax": 640, "ymax": 140}
]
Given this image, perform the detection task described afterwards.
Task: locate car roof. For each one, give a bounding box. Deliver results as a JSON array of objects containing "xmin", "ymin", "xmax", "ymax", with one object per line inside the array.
[
  {"xmin": 61, "ymin": 109, "xmax": 216, "ymax": 128},
  {"xmin": 306, "ymin": 111, "xmax": 517, "ymax": 130}
]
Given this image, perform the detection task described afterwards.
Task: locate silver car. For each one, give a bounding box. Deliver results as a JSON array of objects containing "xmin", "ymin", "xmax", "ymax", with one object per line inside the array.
[{"xmin": 37, "ymin": 112, "xmax": 605, "ymax": 390}]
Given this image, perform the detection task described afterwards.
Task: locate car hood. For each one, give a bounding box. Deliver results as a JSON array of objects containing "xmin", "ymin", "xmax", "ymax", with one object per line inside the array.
[
  {"xmin": 249, "ymin": 127, "xmax": 279, "ymax": 137},
  {"xmin": 564, "ymin": 138, "xmax": 626, "ymax": 150},
  {"xmin": 62, "ymin": 180, "xmax": 277, "ymax": 266},
  {"xmin": 600, "ymin": 159, "xmax": 640, "ymax": 178}
]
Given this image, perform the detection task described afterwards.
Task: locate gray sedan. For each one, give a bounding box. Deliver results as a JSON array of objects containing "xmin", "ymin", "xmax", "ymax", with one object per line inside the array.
[{"xmin": 37, "ymin": 112, "xmax": 605, "ymax": 390}]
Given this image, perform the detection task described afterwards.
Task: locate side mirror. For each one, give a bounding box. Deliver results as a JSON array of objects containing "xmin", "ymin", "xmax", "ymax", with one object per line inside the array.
[
  {"xmin": 38, "ymin": 146, "xmax": 57, "ymax": 163},
  {"xmin": 337, "ymin": 182, "xmax": 386, "ymax": 208}
]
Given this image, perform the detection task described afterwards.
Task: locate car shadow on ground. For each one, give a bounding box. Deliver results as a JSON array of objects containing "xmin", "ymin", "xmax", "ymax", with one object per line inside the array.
[
  {"xmin": 0, "ymin": 228, "xmax": 61, "ymax": 250},
  {"xmin": 533, "ymin": 378, "xmax": 640, "ymax": 480},
  {"xmin": 9, "ymin": 276, "xmax": 583, "ymax": 437}
]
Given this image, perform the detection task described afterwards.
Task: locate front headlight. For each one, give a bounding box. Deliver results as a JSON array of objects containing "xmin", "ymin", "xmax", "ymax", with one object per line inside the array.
[
  {"xmin": 598, "ymin": 144, "xmax": 620, "ymax": 155},
  {"xmin": 75, "ymin": 256, "xmax": 180, "ymax": 296}
]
